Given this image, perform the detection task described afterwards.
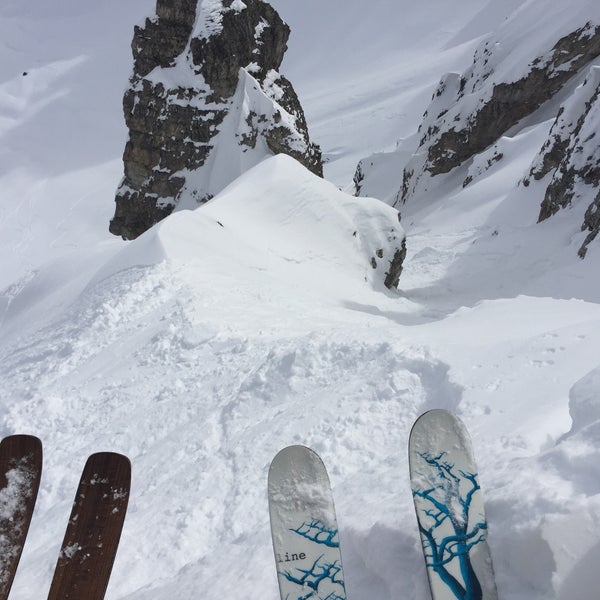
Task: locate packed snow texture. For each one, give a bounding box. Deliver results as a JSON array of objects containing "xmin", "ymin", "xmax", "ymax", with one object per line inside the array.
[
  {"xmin": 1, "ymin": 1, "xmax": 600, "ymax": 600},
  {"xmin": 0, "ymin": 461, "xmax": 36, "ymax": 587}
]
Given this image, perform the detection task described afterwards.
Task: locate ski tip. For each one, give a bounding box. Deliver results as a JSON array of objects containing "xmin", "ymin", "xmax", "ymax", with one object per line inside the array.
[
  {"xmin": 269, "ymin": 445, "xmax": 323, "ymax": 470},
  {"xmin": 412, "ymin": 408, "xmax": 455, "ymax": 424},
  {"xmin": 408, "ymin": 409, "xmax": 475, "ymax": 472},
  {"xmin": 46, "ymin": 451, "xmax": 132, "ymax": 600},
  {"xmin": 0, "ymin": 435, "xmax": 43, "ymax": 600},
  {"xmin": 0, "ymin": 434, "xmax": 43, "ymax": 487},
  {"xmin": 409, "ymin": 409, "xmax": 466, "ymax": 436},
  {"xmin": 268, "ymin": 445, "xmax": 332, "ymax": 492},
  {"xmin": 83, "ymin": 451, "xmax": 132, "ymax": 482},
  {"xmin": 0, "ymin": 434, "xmax": 43, "ymax": 456},
  {"xmin": 86, "ymin": 451, "xmax": 131, "ymax": 465}
]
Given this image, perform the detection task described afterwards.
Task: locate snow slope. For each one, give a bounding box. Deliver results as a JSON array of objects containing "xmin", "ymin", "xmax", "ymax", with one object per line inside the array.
[{"xmin": 2, "ymin": 2, "xmax": 600, "ymax": 600}]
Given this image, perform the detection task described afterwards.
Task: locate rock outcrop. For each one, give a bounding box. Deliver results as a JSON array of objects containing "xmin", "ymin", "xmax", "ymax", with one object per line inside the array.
[
  {"xmin": 110, "ymin": 0, "xmax": 322, "ymax": 240},
  {"xmin": 382, "ymin": 238, "xmax": 407, "ymax": 289},
  {"xmin": 399, "ymin": 21, "xmax": 600, "ymax": 206},
  {"xmin": 526, "ymin": 66, "xmax": 600, "ymax": 257}
]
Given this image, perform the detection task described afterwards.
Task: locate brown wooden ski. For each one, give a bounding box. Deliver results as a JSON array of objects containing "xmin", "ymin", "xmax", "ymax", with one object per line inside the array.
[
  {"xmin": 47, "ymin": 452, "xmax": 131, "ymax": 600},
  {"xmin": 0, "ymin": 434, "xmax": 43, "ymax": 600}
]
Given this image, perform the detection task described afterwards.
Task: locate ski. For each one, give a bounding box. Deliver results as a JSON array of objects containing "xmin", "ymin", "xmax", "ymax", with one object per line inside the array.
[
  {"xmin": 0, "ymin": 435, "xmax": 43, "ymax": 600},
  {"xmin": 47, "ymin": 452, "xmax": 131, "ymax": 600},
  {"xmin": 409, "ymin": 409, "xmax": 498, "ymax": 600},
  {"xmin": 268, "ymin": 445, "xmax": 347, "ymax": 600}
]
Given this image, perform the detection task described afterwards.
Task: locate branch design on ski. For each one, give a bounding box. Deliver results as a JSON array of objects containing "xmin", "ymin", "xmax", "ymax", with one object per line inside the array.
[
  {"xmin": 290, "ymin": 519, "xmax": 340, "ymax": 548},
  {"xmin": 278, "ymin": 519, "xmax": 345, "ymax": 600},
  {"xmin": 268, "ymin": 446, "xmax": 348, "ymax": 600},
  {"xmin": 412, "ymin": 451, "xmax": 486, "ymax": 600}
]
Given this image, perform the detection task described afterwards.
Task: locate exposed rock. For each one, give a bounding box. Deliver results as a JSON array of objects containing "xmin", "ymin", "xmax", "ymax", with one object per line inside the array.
[
  {"xmin": 189, "ymin": 0, "xmax": 289, "ymax": 101},
  {"xmin": 579, "ymin": 191, "xmax": 600, "ymax": 257},
  {"xmin": 399, "ymin": 22, "xmax": 600, "ymax": 206},
  {"xmin": 431, "ymin": 24, "xmax": 600, "ymax": 175},
  {"xmin": 132, "ymin": 0, "xmax": 198, "ymax": 78},
  {"xmin": 353, "ymin": 162, "xmax": 365, "ymax": 196},
  {"xmin": 369, "ymin": 235, "xmax": 406, "ymax": 289},
  {"xmin": 527, "ymin": 66, "xmax": 600, "ymax": 257},
  {"xmin": 110, "ymin": 0, "xmax": 322, "ymax": 240},
  {"xmin": 383, "ymin": 238, "xmax": 407, "ymax": 290}
]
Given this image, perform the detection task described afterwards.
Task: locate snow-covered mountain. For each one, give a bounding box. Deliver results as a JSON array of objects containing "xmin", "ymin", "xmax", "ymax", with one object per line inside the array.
[
  {"xmin": 1, "ymin": 2, "xmax": 600, "ymax": 600},
  {"xmin": 357, "ymin": 0, "xmax": 600, "ymax": 263}
]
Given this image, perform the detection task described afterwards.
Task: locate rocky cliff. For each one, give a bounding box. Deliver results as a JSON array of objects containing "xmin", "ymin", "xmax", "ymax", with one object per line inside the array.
[
  {"xmin": 399, "ymin": 21, "xmax": 600, "ymax": 205},
  {"xmin": 527, "ymin": 66, "xmax": 600, "ymax": 257},
  {"xmin": 110, "ymin": 0, "xmax": 321, "ymax": 240},
  {"xmin": 354, "ymin": 1, "xmax": 600, "ymax": 258}
]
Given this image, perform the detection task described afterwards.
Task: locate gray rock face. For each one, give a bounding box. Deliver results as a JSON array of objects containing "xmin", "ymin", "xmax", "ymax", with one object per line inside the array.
[
  {"xmin": 430, "ymin": 25, "xmax": 600, "ymax": 176},
  {"xmin": 580, "ymin": 192, "xmax": 600, "ymax": 257},
  {"xmin": 189, "ymin": 0, "xmax": 289, "ymax": 100},
  {"xmin": 110, "ymin": 0, "xmax": 322, "ymax": 240},
  {"xmin": 383, "ymin": 239, "xmax": 407, "ymax": 290},
  {"xmin": 527, "ymin": 66, "xmax": 600, "ymax": 257},
  {"xmin": 400, "ymin": 22, "xmax": 600, "ymax": 205},
  {"xmin": 132, "ymin": 0, "xmax": 198, "ymax": 78}
]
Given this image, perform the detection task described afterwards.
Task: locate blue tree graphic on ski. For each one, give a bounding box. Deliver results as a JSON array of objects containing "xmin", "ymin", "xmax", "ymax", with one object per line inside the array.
[
  {"xmin": 413, "ymin": 451, "xmax": 487, "ymax": 600},
  {"xmin": 268, "ymin": 446, "xmax": 348, "ymax": 600},
  {"xmin": 291, "ymin": 520, "xmax": 340, "ymax": 548},
  {"xmin": 279, "ymin": 520, "xmax": 345, "ymax": 600}
]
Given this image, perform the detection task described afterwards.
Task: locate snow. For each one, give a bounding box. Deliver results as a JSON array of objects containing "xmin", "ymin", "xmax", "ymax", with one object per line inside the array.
[
  {"xmin": 1, "ymin": 1, "xmax": 600, "ymax": 600},
  {"xmin": 0, "ymin": 463, "xmax": 36, "ymax": 583}
]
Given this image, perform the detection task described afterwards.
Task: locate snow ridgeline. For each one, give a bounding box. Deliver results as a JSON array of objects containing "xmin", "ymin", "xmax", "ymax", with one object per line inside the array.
[
  {"xmin": 0, "ymin": 156, "xmax": 405, "ymax": 350},
  {"xmin": 107, "ymin": 156, "xmax": 405, "ymax": 292}
]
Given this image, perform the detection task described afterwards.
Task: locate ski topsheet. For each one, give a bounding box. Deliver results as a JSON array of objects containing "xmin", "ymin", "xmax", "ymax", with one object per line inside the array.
[
  {"xmin": 47, "ymin": 452, "xmax": 131, "ymax": 600},
  {"xmin": 0, "ymin": 435, "xmax": 43, "ymax": 600},
  {"xmin": 409, "ymin": 409, "xmax": 498, "ymax": 600},
  {"xmin": 268, "ymin": 445, "xmax": 347, "ymax": 600}
]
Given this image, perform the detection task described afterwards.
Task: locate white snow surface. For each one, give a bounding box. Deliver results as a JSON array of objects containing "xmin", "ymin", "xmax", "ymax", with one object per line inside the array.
[{"xmin": 1, "ymin": 2, "xmax": 600, "ymax": 600}]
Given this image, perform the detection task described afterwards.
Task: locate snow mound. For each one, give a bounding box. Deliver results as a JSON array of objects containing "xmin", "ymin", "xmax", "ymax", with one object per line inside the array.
[
  {"xmin": 105, "ymin": 155, "xmax": 405, "ymax": 295},
  {"xmin": 568, "ymin": 366, "xmax": 600, "ymax": 436}
]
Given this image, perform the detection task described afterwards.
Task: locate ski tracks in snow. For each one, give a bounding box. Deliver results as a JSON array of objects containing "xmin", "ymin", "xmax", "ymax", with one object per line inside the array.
[
  {"xmin": 3, "ymin": 240, "xmax": 600, "ymax": 599},
  {"xmin": 0, "ymin": 259, "xmax": 464, "ymax": 600}
]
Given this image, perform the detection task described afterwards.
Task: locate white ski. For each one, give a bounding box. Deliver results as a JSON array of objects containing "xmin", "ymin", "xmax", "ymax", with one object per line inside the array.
[
  {"xmin": 268, "ymin": 445, "xmax": 347, "ymax": 600},
  {"xmin": 409, "ymin": 410, "xmax": 498, "ymax": 600}
]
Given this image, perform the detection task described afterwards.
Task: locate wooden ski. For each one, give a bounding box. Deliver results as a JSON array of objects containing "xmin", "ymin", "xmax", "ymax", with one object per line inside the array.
[
  {"xmin": 47, "ymin": 452, "xmax": 131, "ymax": 600},
  {"xmin": 0, "ymin": 435, "xmax": 43, "ymax": 600}
]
